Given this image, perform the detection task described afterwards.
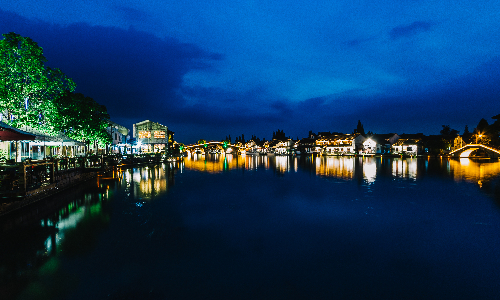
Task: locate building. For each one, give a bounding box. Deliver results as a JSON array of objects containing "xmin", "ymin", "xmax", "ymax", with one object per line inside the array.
[
  {"xmin": 366, "ymin": 133, "xmax": 400, "ymax": 154},
  {"xmin": 392, "ymin": 134, "xmax": 424, "ymax": 155},
  {"xmin": 0, "ymin": 122, "xmax": 86, "ymax": 162},
  {"xmin": 107, "ymin": 121, "xmax": 130, "ymax": 154},
  {"xmin": 320, "ymin": 133, "xmax": 365, "ymax": 155},
  {"xmin": 133, "ymin": 120, "xmax": 172, "ymax": 153}
]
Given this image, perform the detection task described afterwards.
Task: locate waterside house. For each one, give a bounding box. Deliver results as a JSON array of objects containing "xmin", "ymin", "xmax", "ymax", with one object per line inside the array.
[
  {"xmin": 133, "ymin": 120, "xmax": 173, "ymax": 153},
  {"xmin": 0, "ymin": 122, "xmax": 86, "ymax": 162}
]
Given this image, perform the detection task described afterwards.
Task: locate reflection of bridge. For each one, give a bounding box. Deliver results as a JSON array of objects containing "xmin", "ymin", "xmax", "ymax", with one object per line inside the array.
[
  {"xmin": 184, "ymin": 141, "xmax": 244, "ymax": 153},
  {"xmin": 449, "ymin": 144, "xmax": 500, "ymax": 158}
]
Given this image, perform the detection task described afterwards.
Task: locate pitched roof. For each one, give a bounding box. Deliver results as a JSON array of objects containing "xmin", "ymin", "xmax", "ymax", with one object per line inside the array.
[{"xmin": 0, "ymin": 122, "xmax": 36, "ymax": 141}]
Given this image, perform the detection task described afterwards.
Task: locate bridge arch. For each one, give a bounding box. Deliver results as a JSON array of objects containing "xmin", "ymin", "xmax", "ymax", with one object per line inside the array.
[
  {"xmin": 449, "ymin": 144, "xmax": 500, "ymax": 158},
  {"xmin": 184, "ymin": 141, "xmax": 244, "ymax": 154}
]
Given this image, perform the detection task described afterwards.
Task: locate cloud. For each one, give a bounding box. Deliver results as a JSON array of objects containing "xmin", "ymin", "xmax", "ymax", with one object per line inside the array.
[
  {"xmin": 389, "ymin": 21, "xmax": 432, "ymax": 40},
  {"xmin": 113, "ymin": 5, "xmax": 150, "ymax": 23},
  {"xmin": 0, "ymin": 9, "xmax": 223, "ymax": 132},
  {"xmin": 1, "ymin": 9, "xmax": 499, "ymax": 143}
]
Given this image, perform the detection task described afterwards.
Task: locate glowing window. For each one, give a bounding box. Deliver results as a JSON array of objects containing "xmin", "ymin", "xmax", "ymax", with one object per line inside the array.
[
  {"xmin": 154, "ymin": 131, "xmax": 165, "ymax": 139},
  {"xmin": 139, "ymin": 131, "xmax": 151, "ymax": 138}
]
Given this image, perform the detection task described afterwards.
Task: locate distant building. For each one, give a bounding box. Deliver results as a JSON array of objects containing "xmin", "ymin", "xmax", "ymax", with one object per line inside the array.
[
  {"xmin": 132, "ymin": 120, "xmax": 173, "ymax": 153},
  {"xmin": 453, "ymin": 135, "xmax": 465, "ymax": 150},
  {"xmin": 107, "ymin": 121, "xmax": 130, "ymax": 154},
  {"xmin": 318, "ymin": 133, "xmax": 365, "ymax": 154},
  {"xmin": 367, "ymin": 133, "xmax": 400, "ymax": 154}
]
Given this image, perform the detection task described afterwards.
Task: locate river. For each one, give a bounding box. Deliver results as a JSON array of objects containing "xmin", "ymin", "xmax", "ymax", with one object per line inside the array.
[{"xmin": 1, "ymin": 154, "xmax": 500, "ymax": 300}]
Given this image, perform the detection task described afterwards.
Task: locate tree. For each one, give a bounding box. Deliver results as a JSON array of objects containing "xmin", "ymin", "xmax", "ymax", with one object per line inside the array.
[
  {"xmin": 474, "ymin": 118, "xmax": 491, "ymax": 145},
  {"xmin": 488, "ymin": 114, "xmax": 500, "ymax": 146},
  {"xmin": 475, "ymin": 118, "xmax": 489, "ymax": 133},
  {"xmin": 440, "ymin": 125, "xmax": 459, "ymax": 136},
  {"xmin": 52, "ymin": 91, "xmax": 111, "ymax": 147},
  {"xmin": 355, "ymin": 120, "xmax": 365, "ymax": 135},
  {"xmin": 462, "ymin": 125, "xmax": 473, "ymax": 144},
  {"xmin": 0, "ymin": 32, "xmax": 75, "ymax": 130}
]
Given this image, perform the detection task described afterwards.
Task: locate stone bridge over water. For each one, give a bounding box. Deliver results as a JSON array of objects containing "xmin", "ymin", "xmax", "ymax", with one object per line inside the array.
[
  {"xmin": 449, "ymin": 144, "xmax": 500, "ymax": 158},
  {"xmin": 184, "ymin": 141, "xmax": 244, "ymax": 153}
]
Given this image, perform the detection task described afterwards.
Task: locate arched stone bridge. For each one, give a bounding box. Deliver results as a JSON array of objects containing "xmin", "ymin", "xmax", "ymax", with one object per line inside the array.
[
  {"xmin": 449, "ymin": 144, "xmax": 500, "ymax": 158},
  {"xmin": 184, "ymin": 141, "xmax": 244, "ymax": 153}
]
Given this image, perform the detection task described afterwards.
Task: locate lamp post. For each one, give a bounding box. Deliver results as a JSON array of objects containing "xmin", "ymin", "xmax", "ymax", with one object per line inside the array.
[{"xmin": 476, "ymin": 133, "xmax": 483, "ymax": 144}]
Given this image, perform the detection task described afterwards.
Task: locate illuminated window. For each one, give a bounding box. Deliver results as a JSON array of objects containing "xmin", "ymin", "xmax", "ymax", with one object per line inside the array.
[
  {"xmin": 154, "ymin": 131, "xmax": 165, "ymax": 139},
  {"xmin": 139, "ymin": 131, "xmax": 151, "ymax": 138}
]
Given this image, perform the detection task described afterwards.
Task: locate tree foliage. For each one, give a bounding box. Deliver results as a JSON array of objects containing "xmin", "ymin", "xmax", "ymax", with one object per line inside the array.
[
  {"xmin": 0, "ymin": 32, "xmax": 112, "ymax": 148},
  {"xmin": 0, "ymin": 32, "xmax": 75, "ymax": 130},
  {"xmin": 440, "ymin": 125, "xmax": 459, "ymax": 136},
  {"xmin": 53, "ymin": 91, "xmax": 111, "ymax": 147},
  {"xmin": 355, "ymin": 120, "xmax": 365, "ymax": 135}
]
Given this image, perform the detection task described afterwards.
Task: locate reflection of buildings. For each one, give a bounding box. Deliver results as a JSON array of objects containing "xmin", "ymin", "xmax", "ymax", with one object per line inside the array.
[
  {"xmin": 125, "ymin": 165, "xmax": 175, "ymax": 200},
  {"xmin": 315, "ymin": 157, "xmax": 355, "ymax": 179},
  {"xmin": 392, "ymin": 158, "xmax": 418, "ymax": 179},
  {"xmin": 275, "ymin": 156, "xmax": 292, "ymax": 173},
  {"xmin": 180, "ymin": 155, "xmax": 430, "ymax": 183},
  {"xmin": 183, "ymin": 153, "xmax": 247, "ymax": 173}
]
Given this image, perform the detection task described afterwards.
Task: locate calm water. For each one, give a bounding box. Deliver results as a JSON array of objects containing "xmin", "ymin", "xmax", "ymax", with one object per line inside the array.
[{"xmin": 2, "ymin": 155, "xmax": 500, "ymax": 300}]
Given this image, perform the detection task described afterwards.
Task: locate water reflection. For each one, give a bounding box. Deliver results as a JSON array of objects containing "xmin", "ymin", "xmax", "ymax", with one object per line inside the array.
[
  {"xmin": 448, "ymin": 158, "xmax": 500, "ymax": 185},
  {"xmin": 0, "ymin": 164, "xmax": 177, "ymax": 300},
  {"xmin": 184, "ymin": 153, "xmax": 246, "ymax": 173},
  {"xmin": 122, "ymin": 164, "xmax": 175, "ymax": 200},
  {"xmin": 391, "ymin": 157, "xmax": 418, "ymax": 180},
  {"xmin": 1, "ymin": 157, "xmax": 500, "ymax": 299},
  {"xmin": 182, "ymin": 155, "xmax": 500, "ymax": 187},
  {"xmin": 0, "ymin": 181, "xmax": 112, "ymax": 300}
]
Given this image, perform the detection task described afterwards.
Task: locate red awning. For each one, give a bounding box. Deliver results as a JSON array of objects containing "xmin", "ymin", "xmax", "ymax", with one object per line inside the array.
[{"xmin": 0, "ymin": 128, "xmax": 35, "ymax": 141}]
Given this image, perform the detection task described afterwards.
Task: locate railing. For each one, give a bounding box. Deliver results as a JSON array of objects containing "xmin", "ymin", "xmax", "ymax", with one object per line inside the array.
[
  {"xmin": 449, "ymin": 144, "xmax": 500, "ymax": 157},
  {"xmin": 0, "ymin": 153, "xmax": 179, "ymax": 198}
]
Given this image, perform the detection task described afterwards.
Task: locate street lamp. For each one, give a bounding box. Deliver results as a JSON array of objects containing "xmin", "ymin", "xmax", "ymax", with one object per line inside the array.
[{"xmin": 476, "ymin": 133, "xmax": 483, "ymax": 144}]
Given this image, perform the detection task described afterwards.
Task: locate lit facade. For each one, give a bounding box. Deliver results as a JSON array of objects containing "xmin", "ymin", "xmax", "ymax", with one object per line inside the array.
[
  {"xmin": 321, "ymin": 134, "xmax": 365, "ymax": 155},
  {"xmin": 107, "ymin": 121, "xmax": 130, "ymax": 154},
  {"xmin": 133, "ymin": 120, "xmax": 172, "ymax": 153}
]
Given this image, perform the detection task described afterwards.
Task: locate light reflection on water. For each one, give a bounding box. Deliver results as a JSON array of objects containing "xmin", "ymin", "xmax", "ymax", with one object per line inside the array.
[
  {"xmin": 182, "ymin": 155, "xmax": 500, "ymax": 187},
  {"xmin": 2, "ymin": 156, "xmax": 500, "ymax": 300},
  {"xmin": 448, "ymin": 157, "xmax": 500, "ymax": 185}
]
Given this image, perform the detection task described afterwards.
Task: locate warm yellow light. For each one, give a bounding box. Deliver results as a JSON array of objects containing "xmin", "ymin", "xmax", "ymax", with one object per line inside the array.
[
  {"xmin": 139, "ymin": 131, "xmax": 151, "ymax": 138},
  {"xmin": 154, "ymin": 131, "xmax": 165, "ymax": 139}
]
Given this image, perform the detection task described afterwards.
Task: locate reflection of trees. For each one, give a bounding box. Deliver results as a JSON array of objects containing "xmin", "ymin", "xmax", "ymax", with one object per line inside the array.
[
  {"xmin": 0, "ymin": 182, "xmax": 110, "ymax": 300},
  {"xmin": 59, "ymin": 203, "xmax": 110, "ymax": 256}
]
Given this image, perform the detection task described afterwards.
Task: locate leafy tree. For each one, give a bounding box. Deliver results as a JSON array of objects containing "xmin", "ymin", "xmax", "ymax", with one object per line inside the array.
[
  {"xmin": 440, "ymin": 125, "xmax": 459, "ymax": 136},
  {"xmin": 488, "ymin": 114, "xmax": 500, "ymax": 146},
  {"xmin": 475, "ymin": 118, "xmax": 489, "ymax": 133},
  {"xmin": 0, "ymin": 32, "xmax": 75, "ymax": 130},
  {"xmin": 53, "ymin": 91, "xmax": 111, "ymax": 147},
  {"xmin": 462, "ymin": 125, "xmax": 473, "ymax": 144},
  {"xmin": 355, "ymin": 120, "xmax": 365, "ymax": 135},
  {"xmin": 474, "ymin": 118, "xmax": 492, "ymax": 145},
  {"xmin": 425, "ymin": 137, "xmax": 448, "ymax": 156}
]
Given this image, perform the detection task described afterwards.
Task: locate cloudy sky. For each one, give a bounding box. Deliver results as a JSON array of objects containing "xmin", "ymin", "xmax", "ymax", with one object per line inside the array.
[{"xmin": 1, "ymin": 1, "xmax": 499, "ymax": 143}]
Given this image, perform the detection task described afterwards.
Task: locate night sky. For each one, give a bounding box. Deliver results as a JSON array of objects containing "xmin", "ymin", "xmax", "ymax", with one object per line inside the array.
[{"xmin": 1, "ymin": 1, "xmax": 499, "ymax": 143}]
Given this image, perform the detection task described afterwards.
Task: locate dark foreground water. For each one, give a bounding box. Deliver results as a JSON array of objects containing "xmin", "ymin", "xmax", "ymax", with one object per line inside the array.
[{"xmin": 2, "ymin": 155, "xmax": 500, "ymax": 300}]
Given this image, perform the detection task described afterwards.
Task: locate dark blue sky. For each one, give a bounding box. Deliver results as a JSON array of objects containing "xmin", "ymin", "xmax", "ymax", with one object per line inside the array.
[{"xmin": 1, "ymin": 1, "xmax": 499, "ymax": 143}]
